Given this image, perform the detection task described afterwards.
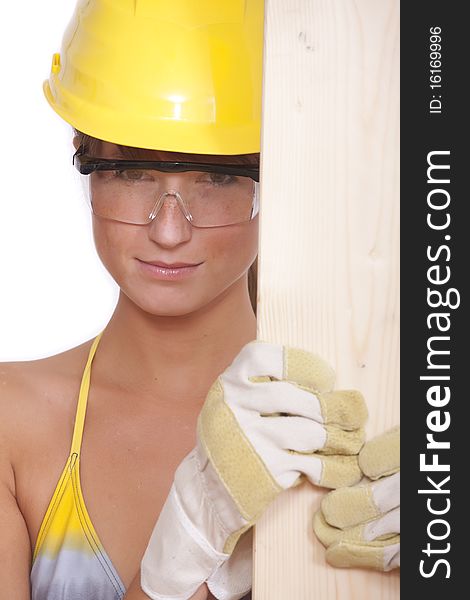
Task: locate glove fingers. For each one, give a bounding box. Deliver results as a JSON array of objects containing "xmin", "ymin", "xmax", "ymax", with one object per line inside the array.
[
  {"xmin": 260, "ymin": 416, "xmax": 363, "ymax": 455},
  {"xmin": 359, "ymin": 426, "xmax": 400, "ymax": 479},
  {"xmin": 325, "ymin": 540, "xmax": 400, "ymax": 571},
  {"xmin": 321, "ymin": 425, "xmax": 365, "ymax": 455},
  {"xmin": 239, "ymin": 380, "xmax": 324, "ymax": 422},
  {"xmin": 318, "ymin": 390, "xmax": 368, "ymax": 430},
  {"xmin": 224, "ymin": 342, "xmax": 335, "ymax": 393},
  {"xmin": 320, "ymin": 472, "xmax": 400, "ymax": 528},
  {"xmin": 291, "ymin": 453, "xmax": 362, "ymax": 488},
  {"xmin": 363, "ymin": 507, "xmax": 400, "ymax": 541},
  {"xmin": 321, "ymin": 483, "xmax": 379, "ymax": 528},
  {"xmin": 260, "ymin": 416, "xmax": 327, "ymax": 452},
  {"xmin": 319, "ymin": 454, "xmax": 362, "ymax": 488},
  {"xmin": 283, "ymin": 346, "xmax": 336, "ymax": 392},
  {"xmin": 371, "ymin": 471, "xmax": 400, "ymax": 515},
  {"xmin": 313, "ymin": 508, "xmax": 399, "ymax": 547},
  {"xmin": 313, "ymin": 509, "xmax": 362, "ymax": 547},
  {"xmin": 223, "ymin": 340, "xmax": 335, "ymax": 391},
  {"xmin": 236, "ymin": 382, "xmax": 367, "ymax": 434}
]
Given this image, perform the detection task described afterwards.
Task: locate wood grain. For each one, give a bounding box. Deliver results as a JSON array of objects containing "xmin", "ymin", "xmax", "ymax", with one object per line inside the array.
[{"xmin": 254, "ymin": 0, "xmax": 400, "ymax": 597}]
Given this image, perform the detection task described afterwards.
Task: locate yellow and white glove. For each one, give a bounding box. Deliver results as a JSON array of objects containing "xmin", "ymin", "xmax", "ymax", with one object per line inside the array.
[
  {"xmin": 141, "ymin": 341, "xmax": 368, "ymax": 600},
  {"xmin": 313, "ymin": 426, "xmax": 400, "ymax": 571},
  {"xmin": 205, "ymin": 529, "xmax": 253, "ymax": 600}
]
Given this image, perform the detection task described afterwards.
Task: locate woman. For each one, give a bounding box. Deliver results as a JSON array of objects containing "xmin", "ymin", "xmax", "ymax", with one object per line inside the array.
[{"xmin": 0, "ymin": 2, "xmax": 399, "ymax": 599}]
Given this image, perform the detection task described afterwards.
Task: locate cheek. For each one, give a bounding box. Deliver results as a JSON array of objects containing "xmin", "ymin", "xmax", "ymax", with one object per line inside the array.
[
  {"xmin": 91, "ymin": 218, "xmax": 136, "ymax": 276},
  {"xmin": 204, "ymin": 219, "xmax": 259, "ymax": 278}
]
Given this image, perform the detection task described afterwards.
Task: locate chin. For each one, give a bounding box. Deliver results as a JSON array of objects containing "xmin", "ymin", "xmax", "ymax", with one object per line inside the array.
[
  {"xmin": 127, "ymin": 275, "xmax": 247, "ymax": 318},
  {"xmin": 122, "ymin": 284, "xmax": 214, "ymax": 318},
  {"xmin": 142, "ymin": 301, "xmax": 204, "ymax": 318}
]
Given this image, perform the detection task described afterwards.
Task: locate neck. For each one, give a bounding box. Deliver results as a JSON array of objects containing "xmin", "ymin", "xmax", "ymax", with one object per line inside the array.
[{"xmin": 94, "ymin": 275, "xmax": 257, "ymax": 401}]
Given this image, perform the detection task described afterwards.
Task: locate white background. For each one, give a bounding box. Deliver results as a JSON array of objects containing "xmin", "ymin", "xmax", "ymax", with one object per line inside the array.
[{"xmin": 0, "ymin": 1, "xmax": 118, "ymax": 360}]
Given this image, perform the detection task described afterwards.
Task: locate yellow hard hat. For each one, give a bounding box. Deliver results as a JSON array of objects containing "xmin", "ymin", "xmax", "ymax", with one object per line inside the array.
[{"xmin": 44, "ymin": 0, "xmax": 264, "ymax": 155}]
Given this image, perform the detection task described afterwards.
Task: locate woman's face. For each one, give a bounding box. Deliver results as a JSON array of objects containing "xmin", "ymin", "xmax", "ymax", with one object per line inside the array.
[{"xmin": 89, "ymin": 142, "xmax": 259, "ymax": 317}]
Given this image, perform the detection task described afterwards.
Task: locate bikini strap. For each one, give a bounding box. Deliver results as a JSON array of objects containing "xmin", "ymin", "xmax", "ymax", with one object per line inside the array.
[{"xmin": 70, "ymin": 331, "xmax": 104, "ymax": 456}]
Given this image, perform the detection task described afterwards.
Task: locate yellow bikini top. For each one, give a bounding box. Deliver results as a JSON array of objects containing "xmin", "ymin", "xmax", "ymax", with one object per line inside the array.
[{"xmin": 30, "ymin": 332, "xmax": 126, "ymax": 600}]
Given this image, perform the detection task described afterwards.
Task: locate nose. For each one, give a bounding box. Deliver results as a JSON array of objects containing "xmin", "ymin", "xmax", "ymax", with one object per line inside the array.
[{"xmin": 146, "ymin": 192, "xmax": 193, "ymax": 247}]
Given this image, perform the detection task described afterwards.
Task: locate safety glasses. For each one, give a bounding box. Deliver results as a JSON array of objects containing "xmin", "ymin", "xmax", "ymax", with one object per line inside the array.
[{"xmin": 73, "ymin": 150, "xmax": 260, "ymax": 228}]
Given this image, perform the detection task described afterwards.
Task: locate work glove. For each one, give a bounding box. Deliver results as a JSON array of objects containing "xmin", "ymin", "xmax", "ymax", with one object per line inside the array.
[
  {"xmin": 206, "ymin": 429, "xmax": 400, "ymax": 598},
  {"xmin": 313, "ymin": 426, "xmax": 400, "ymax": 571},
  {"xmin": 141, "ymin": 341, "xmax": 368, "ymax": 600},
  {"xmin": 206, "ymin": 529, "xmax": 253, "ymax": 600}
]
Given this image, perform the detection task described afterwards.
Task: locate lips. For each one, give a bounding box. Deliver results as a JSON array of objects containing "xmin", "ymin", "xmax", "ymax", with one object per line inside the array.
[
  {"xmin": 136, "ymin": 258, "xmax": 203, "ymax": 281},
  {"xmin": 140, "ymin": 260, "xmax": 202, "ymax": 268}
]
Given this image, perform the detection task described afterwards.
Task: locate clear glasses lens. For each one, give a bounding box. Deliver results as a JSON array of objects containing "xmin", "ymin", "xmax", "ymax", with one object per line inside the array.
[{"xmin": 85, "ymin": 168, "xmax": 258, "ymax": 227}]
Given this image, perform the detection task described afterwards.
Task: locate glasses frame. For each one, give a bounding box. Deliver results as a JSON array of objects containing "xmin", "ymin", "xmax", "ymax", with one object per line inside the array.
[
  {"xmin": 73, "ymin": 150, "xmax": 260, "ymax": 182},
  {"xmin": 73, "ymin": 150, "xmax": 261, "ymax": 228}
]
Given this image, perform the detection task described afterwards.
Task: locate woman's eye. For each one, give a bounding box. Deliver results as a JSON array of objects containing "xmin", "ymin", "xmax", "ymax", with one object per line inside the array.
[
  {"xmin": 94, "ymin": 170, "xmax": 114, "ymax": 180},
  {"xmin": 200, "ymin": 173, "xmax": 236, "ymax": 186},
  {"xmin": 118, "ymin": 169, "xmax": 154, "ymax": 181}
]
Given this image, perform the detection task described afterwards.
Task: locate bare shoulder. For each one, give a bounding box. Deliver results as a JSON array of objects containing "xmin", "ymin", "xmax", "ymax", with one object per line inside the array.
[
  {"xmin": 0, "ymin": 338, "xmax": 94, "ymax": 471},
  {"xmin": 0, "ymin": 341, "xmax": 96, "ymax": 592}
]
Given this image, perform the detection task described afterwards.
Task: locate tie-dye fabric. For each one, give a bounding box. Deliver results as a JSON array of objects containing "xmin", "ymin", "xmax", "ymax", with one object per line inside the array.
[{"xmin": 31, "ymin": 333, "xmax": 125, "ymax": 599}]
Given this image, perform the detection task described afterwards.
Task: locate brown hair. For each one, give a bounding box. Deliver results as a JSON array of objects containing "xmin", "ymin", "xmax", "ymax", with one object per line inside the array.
[
  {"xmin": 247, "ymin": 257, "xmax": 258, "ymax": 315},
  {"xmin": 74, "ymin": 131, "xmax": 259, "ymax": 314}
]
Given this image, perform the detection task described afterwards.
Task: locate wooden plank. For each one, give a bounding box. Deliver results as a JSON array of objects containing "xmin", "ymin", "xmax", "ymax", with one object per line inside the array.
[{"xmin": 253, "ymin": 0, "xmax": 400, "ymax": 598}]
